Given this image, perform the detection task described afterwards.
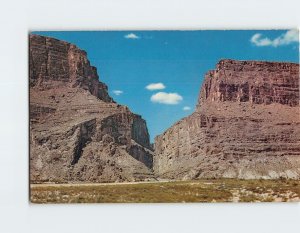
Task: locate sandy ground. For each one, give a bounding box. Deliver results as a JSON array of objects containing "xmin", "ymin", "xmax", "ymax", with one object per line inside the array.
[{"xmin": 30, "ymin": 180, "xmax": 172, "ymax": 188}]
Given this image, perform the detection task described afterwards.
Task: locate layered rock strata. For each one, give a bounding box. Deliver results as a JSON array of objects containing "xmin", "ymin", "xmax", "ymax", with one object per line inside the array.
[
  {"xmin": 30, "ymin": 34, "xmax": 154, "ymax": 183},
  {"xmin": 154, "ymin": 59, "xmax": 300, "ymax": 180}
]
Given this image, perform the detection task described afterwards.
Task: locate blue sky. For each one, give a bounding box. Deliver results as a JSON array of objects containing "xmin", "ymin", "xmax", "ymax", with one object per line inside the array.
[{"xmin": 32, "ymin": 30, "xmax": 299, "ymax": 142}]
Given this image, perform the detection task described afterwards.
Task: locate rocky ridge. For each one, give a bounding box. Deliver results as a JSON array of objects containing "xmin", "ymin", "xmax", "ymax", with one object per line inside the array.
[
  {"xmin": 30, "ymin": 34, "xmax": 154, "ymax": 183},
  {"xmin": 154, "ymin": 59, "xmax": 300, "ymax": 180}
]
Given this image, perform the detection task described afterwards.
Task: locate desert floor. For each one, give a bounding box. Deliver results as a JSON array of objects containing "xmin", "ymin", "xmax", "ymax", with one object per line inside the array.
[{"xmin": 30, "ymin": 179, "xmax": 300, "ymax": 203}]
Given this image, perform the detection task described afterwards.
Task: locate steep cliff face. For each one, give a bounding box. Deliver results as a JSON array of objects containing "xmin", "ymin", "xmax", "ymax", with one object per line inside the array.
[
  {"xmin": 30, "ymin": 34, "xmax": 154, "ymax": 183},
  {"xmin": 198, "ymin": 59, "xmax": 299, "ymax": 107},
  {"xmin": 29, "ymin": 34, "xmax": 112, "ymax": 102},
  {"xmin": 154, "ymin": 59, "xmax": 300, "ymax": 180}
]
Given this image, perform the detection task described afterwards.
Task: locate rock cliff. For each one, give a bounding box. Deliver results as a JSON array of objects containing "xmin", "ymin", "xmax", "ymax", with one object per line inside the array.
[
  {"xmin": 29, "ymin": 34, "xmax": 112, "ymax": 102},
  {"xmin": 30, "ymin": 34, "xmax": 154, "ymax": 183},
  {"xmin": 154, "ymin": 59, "xmax": 300, "ymax": 180},
  {"xmin": 30, "ymin": 36, "xmax": 300, "ymax": 182}
]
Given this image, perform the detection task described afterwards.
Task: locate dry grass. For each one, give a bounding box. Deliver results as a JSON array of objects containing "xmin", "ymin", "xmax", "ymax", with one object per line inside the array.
[{"xmin": 30, "ymin": 179, "xmax": 300, "ymax": 203}]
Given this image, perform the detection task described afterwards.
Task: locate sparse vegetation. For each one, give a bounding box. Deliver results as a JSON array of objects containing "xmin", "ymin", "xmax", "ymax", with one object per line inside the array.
[{"xmin": 30, "ymin": 179, "xmax": 300, "ymax": 203}]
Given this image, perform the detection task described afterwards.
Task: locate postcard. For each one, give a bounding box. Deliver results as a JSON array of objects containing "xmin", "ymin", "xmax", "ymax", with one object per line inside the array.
[{"xmin": 29, "ymin": 30, "xmax": 300, "ymax": 203}]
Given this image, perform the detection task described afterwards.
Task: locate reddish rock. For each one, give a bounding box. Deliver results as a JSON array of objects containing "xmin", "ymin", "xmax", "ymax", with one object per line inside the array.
[
  {"xmin": 29, "ymin": 34, "xmax": 112, "ymax": 102},
  {"xmin": 30, "ymin": 35, "xmax": 154, "ymax": 183},
  {"xmin": 198, "ymin": 59, "xmax": 299, "ymax": 107},
  {"xmin": 154, "ymin": 59, "xmax": 300, "ymax": 180}
]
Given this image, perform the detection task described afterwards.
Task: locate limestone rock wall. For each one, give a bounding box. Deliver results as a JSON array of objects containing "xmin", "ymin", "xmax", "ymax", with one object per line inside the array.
[
  {"xmin": 154, "ymin": 59, "xmax": 300, "ymax": 180},
  {"xmin": 29, "ymin": 34, "xmax": 113, "ymax": 102},
  {"xmin": 198, "ymin": 59, "xmax": 299, "ymax": 107},
  {"xmin": 29, "ymin": 34, "xmax": 154, "ymax": 183}
]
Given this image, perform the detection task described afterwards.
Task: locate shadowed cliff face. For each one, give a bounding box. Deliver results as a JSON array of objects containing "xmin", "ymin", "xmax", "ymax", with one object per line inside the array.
[
  {"xmin": 154, "ymin": 59, "xmax": 300, "ymax": 180},
  {"xmin": 29, "ymin": 34, "xmax": 155, "ymax": 183}
]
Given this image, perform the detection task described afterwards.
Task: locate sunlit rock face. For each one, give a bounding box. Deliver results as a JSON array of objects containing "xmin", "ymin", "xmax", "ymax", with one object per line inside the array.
[
  {"xmin": 30, "ymin": 34, "xmax": 154, "ymax": 183},
  {"xmin": 154, "ymin": 59, "xmax": 300, "ymax": 180}
]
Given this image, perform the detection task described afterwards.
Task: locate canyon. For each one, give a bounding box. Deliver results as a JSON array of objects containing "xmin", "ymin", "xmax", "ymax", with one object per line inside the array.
[{"xmin": 30, "ymin": 35, "xmax": 300, "ymax": 184}]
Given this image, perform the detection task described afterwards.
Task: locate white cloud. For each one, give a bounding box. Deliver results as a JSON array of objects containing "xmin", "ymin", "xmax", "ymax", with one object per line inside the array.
[
  {"xmin": 150, "ymin": 92, "xmax": 183, "ymax": 105},
  {"xmin": 145, "ymin": 83, "xmax": 166, "ymax": 91},
  {"xmin": 112, "ymin": 90, "xmax": 123, "ymax": 96},
  {"xmin": 183, "ymin": 106, "xmax": 191, "ymax": 111},
  {"xmin": 124, "ymin": 33, "xmax": 140, "ymax": 39},
  {"xmin": 250, "ymin": 30, "xmax": 299, "ymax": 47},
  {"xmin": 250, "ymin": 33, "xmax": 272, "ymax": 46}
]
